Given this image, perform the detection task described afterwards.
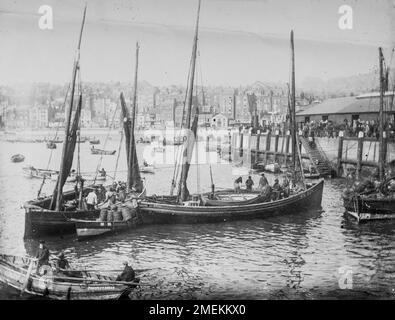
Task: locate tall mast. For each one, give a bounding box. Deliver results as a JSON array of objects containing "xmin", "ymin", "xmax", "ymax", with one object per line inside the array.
[
  {"xmin": 378, "ymin": 47, "xmax": 385, "ymax": 180},
  {"xmin": 290, "ymin": 30, "xmax": 296, "ymax": 171},
  {"xmin": 54, "ymin": 5, "xmax": 86, "ymax": 210},
  {"xmin": 178, "ymin": 0, "xmax": 201, "ymax": 201},
  {"xmin": 127, "ymin": 42, "xmax": 140, "ymax": 192}
]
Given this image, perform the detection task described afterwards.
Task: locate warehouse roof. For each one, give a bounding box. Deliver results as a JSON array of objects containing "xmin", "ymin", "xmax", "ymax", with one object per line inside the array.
[{"xmin": 296, "ymin": 93, "xmax": 395, "ymax": 116}]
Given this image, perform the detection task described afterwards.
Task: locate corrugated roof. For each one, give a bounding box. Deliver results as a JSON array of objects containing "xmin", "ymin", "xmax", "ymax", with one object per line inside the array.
[{"xmin": 296, "ymin": 96, "xmax": 395, "ymax": 116}]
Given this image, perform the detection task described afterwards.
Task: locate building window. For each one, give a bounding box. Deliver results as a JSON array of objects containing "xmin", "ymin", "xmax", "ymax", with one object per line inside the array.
[
  {"xmin": 322, "ymin": 115, "xmax": 328, "ymax": 121},
  {"xmin": 304, "ymin": 116, "xmax": 310, "ymax": 123}
]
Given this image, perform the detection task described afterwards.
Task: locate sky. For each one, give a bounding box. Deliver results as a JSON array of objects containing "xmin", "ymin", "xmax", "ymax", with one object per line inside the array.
[{"xmin": 0, "ymin": 0, "xmax": 394, "ymax": 86}]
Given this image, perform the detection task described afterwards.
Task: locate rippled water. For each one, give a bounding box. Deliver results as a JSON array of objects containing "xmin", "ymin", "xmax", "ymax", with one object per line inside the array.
[{"xmin": 0, "ymin": 132, "xmax": 394, "ymax": 299}]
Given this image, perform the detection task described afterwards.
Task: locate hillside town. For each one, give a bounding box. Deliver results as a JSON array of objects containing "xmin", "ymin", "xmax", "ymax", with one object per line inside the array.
[{"xmin": 2, "ymin": 76, "xmax": 391, "ymax": 134}]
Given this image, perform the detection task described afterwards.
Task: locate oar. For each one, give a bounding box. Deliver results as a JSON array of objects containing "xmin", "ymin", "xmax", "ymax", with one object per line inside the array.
[
  {"xmin": 58, "ymin": 268, "xmax": 152, "ymax": 273},
  {"xmin": 20, "ymin": 259, "xmax": 35, "ymax": 297},
  {"xmin": 51, "ymin": 275, "xmax": 154, "ymax": 287}
]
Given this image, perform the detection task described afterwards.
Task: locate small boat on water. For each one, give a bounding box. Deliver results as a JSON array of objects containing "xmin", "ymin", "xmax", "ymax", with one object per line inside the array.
[
  {"xmin": 11, "ymin": 154, "xmax": 25, "ymax": 163},
  {"xmin": 0, "ymin": 254, "xmax": 140, "ymax": 300},
  {"xmin": 23, "ymin": 166, "xmax": 58, "ymax": 179},
  {"xmin": 91, "ymin": 147, "xmax": 116, "ymax": 155},
  {"xmin": 89, "ymin": 138, "xmax": 100, "ymax": 145},
  {"xmin": 46, "ymin": 141, "xmax": 57, "ymax": 149},
  {"xmin": 140, "ymin": 165, "xmax": 155, "ymax": 174}
]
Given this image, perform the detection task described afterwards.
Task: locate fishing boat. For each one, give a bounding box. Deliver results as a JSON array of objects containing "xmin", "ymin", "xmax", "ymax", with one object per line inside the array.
[
  {"xmin": 342, "ymin": 48, "xmax": 395, "ymax": 222},
  {"xmin": 23, "ymin": 7, "xmax": 104, "ymax": 238},
  {"xmin": 73, "ymin": 43, "xmax": 146, "ymax": 240},
  {"xmin": 0, "ymin": 254, "xmax": 140, "ymax": 300},
  {"xmin": 91, "ymin": 146, "xmax": 116, "ymax": 155},
  {"xmin": 46, "ymin": 141, "xmax": 57, "ymax": 149},
  {"xmin": 140, "ymin": 165, "xmax": 155, "ymax": 174},
  {"xmin": 89, "ymin": 138, "xmax": 100, "ymax": 144},
  {"xmin": 135, "ymin": 6, "xmax": 323, "ymax": 226},
  {"xmin": 11, "ymin": 154, "xmax": 25, "ymax": 163},
  {"xmin": 23, "ymin": 166, "xmax": 58, "ymax": 179}
]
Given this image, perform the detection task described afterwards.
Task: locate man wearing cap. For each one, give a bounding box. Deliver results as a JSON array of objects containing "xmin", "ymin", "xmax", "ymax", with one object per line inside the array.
[
  {"xmin": 116, "ymin": 261, "xmax": 135, "ymax": 282},
  {"xmin": 36, "ymin": 240, "xmax": 50, "ymax": 273},
  {"xmin": 258, "ymin": 173, "xmax": 269, "ymax": 190}
]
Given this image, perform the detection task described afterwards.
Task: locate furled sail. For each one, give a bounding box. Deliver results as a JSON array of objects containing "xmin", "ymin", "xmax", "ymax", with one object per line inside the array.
[
  {"xmin": 51, "ymin": 94, "xmax": 82, "ymax": 209},
  {"xmin": 120, "ymin": 92, "xmax": 143, "ymax": 192}
]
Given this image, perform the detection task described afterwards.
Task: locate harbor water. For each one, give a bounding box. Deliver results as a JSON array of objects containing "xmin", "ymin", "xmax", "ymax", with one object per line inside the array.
[{"xmin": 0, "ymin": 131, "xmax": 394, "ymax": 299}]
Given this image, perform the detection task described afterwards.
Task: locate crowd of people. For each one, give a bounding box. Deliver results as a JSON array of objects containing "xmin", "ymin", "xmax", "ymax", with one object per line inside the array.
[{"xmin": 245, "ymin": 119, "xmax": 395, "ymax": 140}]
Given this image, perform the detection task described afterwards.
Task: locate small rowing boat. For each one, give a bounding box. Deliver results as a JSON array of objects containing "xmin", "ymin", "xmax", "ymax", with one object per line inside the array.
[
  {"xmin": 11, "ymin": 154, "xmax": 25, "ymax": 163},
  {"xmin": 23, "ymin": 166, "xmax": 58, "ymax": 179},
  {"xmin": 0, "ymin": 254, "xmax": 140, "ymax": 300},
  {"xmin": 91, "ymin": 147, "xmax": 116, "ymax": 155}
]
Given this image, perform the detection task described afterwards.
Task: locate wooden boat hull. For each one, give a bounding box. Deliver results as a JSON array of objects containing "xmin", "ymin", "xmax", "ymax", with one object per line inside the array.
[
  {"xmin": 24, "ymin": 188, "xmax": 100, "ymax": 238},
  {"xmin": 139, "ymin": 180, "xmax": 324, "ymax": 225},
  {"xmin": 73, "ymin": 219, "xmax": 140, "ymax": 240},
  {"xmin": 342, "ymin": 193, "xmax": 395, "ymax": 222},
  {"xmin": 201, "ymin": 191, "xmax": 264, "ymax": 206},
  {"xmin": 91, "ymin": 149, "xmax": 116, "ymax": 155},
  {"xmin": 0, "ymin": 254, "xmax": 133, "ymax": 300},
  {"xmin": 11, "ymin": 154, "xmax": 25, "ymax": 163}
]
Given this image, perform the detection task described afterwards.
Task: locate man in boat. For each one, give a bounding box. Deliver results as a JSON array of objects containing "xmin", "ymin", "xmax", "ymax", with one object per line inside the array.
[
  {"xmin": 36, "ymin": 240, "xmax": 50, "ymax": 273},
  {"xmin": 281, "ymin": 175, "xmax": 290, "ymax": 198},
  {"xmin": 104, "ymin": 186, "xmax": 117, "ymax": 205},
  {"xmin": 116, "ymin": 261, "xmax": 135, "ymax": 282},
  {"xmin": 271, "ymin": 178, "xmax": 282, "ymax": 201},
  {"xmin": 99, "ymin": 168, "xmax": 106, "ymax": 177},
  {"xmin": 258, "ymin": 173, "xmax": 269, "ymax": 189},
  {"xmin": 245, "ymin": 176, "xmax": 254, "ymax": 191},
  {"xmin": 56, "ymin": 252, "xmax": 70, "ymax": 270},
  {"xmin": 86, "ymin": 187, "xmax": 98, "ymax": 210},
  {"xmin": 234, "ymin": 177, "xmax": 242, "ymax": 193},
  {"xmin": 117, "ymin": 184, "xmax": 126, "ymax": 203}
]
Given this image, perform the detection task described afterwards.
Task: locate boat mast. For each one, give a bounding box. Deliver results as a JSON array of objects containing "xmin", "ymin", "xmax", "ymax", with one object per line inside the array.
[
  {"xmin": 127, "ymin": 42, "xmax": 142, "ymax": 193},
  {"xmin": 378, "ymin": 47, "xmax": 385, "ymax": 181},
  {"xmin": 290, "ymin": 30, "xmax": 296, "ymax": 171},
  {"xmin": 54, "ymin": 5, "xmax": 86, "ymax": 211},
  {"xmin": 178, "ymin": 0, "xmax": 201, "ymax": 201}
]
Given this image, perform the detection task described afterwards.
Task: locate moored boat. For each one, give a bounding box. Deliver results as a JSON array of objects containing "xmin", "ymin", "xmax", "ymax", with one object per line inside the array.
[
  {"xmin": 0, "ymin": 254, "xmax": 139, "ymax": 300},
  {"xmin": 46, "ymin": 141, "xmax": 57, "ymax": 149},
  {"xmin": 11, "ymin": 154, "xmax": 25, "ymax": 163},
  {"xmin": 139, "ymin": 181, "xmax": 323, "ymax": 224},
  {"xmin": 91, "ymin": 147, "xmax": 116, "ymax": 155},
  {"xmin": 341, "ymin": 48, "xmax": 395, "ymax": 222},
  {"xmin": 22, "ymin": 166, "xmax": 58, "ymax": 179}
]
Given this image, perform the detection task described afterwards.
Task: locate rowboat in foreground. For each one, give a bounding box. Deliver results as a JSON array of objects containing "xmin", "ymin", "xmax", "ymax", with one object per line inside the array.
[
  {"xmin": 91, "ymin": 147, "xmax": 116, "ymax": 155},
  {"xmin": 0, "ymin": 254, "xmax": 139, "ymax": 300}
]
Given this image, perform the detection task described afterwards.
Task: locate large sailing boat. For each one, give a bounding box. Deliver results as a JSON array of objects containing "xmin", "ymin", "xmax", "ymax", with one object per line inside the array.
[
  {"xmin": 23, "ymin": 7, "xmax": 101, "ymax": 238},
  {"xmin": 137, "ymin": 2, "xmax": 324, "ymax": 225},
  {"xmin": 342, "ymin": 48, "xmax": 395, "ymax": 222}
]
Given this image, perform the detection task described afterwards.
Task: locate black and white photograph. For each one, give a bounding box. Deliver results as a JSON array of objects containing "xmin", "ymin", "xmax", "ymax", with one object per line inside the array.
[{"xmin": 0, "ymin": 0, "xmax": 394, "ymax": 305}]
